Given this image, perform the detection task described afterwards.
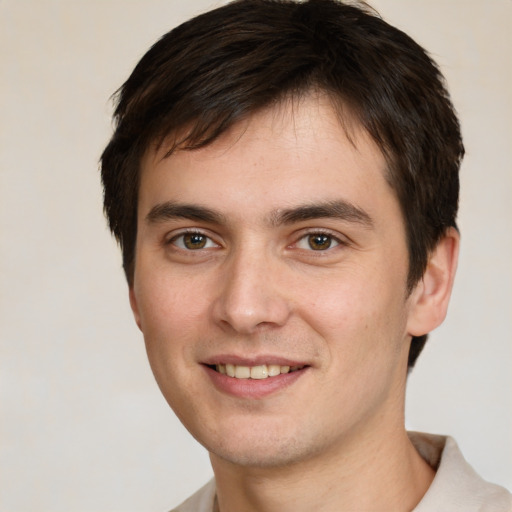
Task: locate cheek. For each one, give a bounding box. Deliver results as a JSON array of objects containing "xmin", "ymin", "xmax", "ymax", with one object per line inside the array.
[
  {"xmin": 134, "ymin": 276, "xmax": 209, "ymax": 408},
  {"xmin": 134, "ymin": 272, "xmax": 207, "ymax": 376},
  {"xmin": 299, "ymin": 271, "xmax": 374, "ymax": 331},
  {"xmin": 302, "ymin": 277, "xmax": 409, "ymax": 420},
  {"xmin": 136, "ymin": 267, "xmax": 205, "ymax": 330},
  {"xmin": 300, "ymin": 268, "xmax": 408, "ymax": 360}
]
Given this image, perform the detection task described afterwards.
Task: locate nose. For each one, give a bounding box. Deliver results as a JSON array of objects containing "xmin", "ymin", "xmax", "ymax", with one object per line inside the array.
[{"xmin": 211, "ymin": 248, "xmax": 292, "ymax": 335}]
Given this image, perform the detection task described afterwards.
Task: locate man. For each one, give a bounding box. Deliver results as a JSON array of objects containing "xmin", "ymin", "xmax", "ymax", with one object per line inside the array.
[{"xmin": 100, "ymin": 0, "xmax": 512, "ymax": 510}]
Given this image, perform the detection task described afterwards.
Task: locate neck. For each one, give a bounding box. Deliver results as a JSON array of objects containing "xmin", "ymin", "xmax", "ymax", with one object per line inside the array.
[{"xmin": 210, "ymin": 425, "xmax": 434, "ymax": 512}]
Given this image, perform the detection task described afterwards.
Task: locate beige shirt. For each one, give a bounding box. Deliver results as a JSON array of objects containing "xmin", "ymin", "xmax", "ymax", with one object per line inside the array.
[{"xmin": 171, "ymin": 433, "xmax": 512, "ymax": 511}]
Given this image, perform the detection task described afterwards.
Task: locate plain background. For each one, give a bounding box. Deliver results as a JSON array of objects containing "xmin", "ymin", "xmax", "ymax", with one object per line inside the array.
[{"xmin": 1, "ymin": 1, "xmax": 510, "ymax": 510}]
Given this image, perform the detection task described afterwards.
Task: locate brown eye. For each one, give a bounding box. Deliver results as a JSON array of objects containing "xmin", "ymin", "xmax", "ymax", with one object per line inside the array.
[
  {"xmin": 296, "ymin": 233, "xmax": 340, "ymax": 251},
  {"xmin": 308, "ymin": 234, "xmax": 333, "ymax": 250},
  {"xmin": 171, "ymin": 232, "xmax": 217, "ymax": 250}
]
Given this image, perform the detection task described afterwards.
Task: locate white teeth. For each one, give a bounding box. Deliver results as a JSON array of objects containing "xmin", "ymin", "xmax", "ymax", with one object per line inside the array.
[
  {"xmin": 214, "ymin": 363, "xmax": 303, "ymax": 379},
  {"xmin": 235, "ymin": 365, "xmax": 251, "ymax": 379},
  {"xmin": 250, "ymin": 365, "xmax": 268, "ymax": 379},
  {"xmin": 267, "ymin": 364, "xmax": 281, "ymax": 377}
]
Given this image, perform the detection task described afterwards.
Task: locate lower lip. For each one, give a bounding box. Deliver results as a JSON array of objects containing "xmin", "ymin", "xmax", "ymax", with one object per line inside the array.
[{"xmin": 204, "ymin": 365, "xmax": 308, "ymax": 399}]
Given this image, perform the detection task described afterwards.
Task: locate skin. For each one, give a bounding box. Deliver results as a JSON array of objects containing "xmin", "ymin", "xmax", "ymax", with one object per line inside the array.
[{"xmin": 130, "ymin": 94, "xmax": 459, "ymax": 511}]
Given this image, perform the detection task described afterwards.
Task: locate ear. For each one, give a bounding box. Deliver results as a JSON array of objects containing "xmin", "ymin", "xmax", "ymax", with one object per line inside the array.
[
  {"xmin": 129, "ymin": 287, "xmax": 143, "ymax": 331},
  {"xmin": 406, "ymin": 227, "xmax": 460, "ymax": 337}
]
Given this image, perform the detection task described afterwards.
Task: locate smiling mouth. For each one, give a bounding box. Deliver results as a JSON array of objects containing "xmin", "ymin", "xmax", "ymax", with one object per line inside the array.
[{"xmin": 210, "ymin": 363, "xmax": 306, "ymax": 380}]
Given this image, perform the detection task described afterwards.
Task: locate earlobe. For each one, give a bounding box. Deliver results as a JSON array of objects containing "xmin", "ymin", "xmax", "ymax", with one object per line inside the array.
[
  {"xmin": 129, "ymin": 287, "xmax": 143, "ymax": 331},
  {"xmin": 407, "ymin": 227, "xmax": 460, "ymax": 337}
]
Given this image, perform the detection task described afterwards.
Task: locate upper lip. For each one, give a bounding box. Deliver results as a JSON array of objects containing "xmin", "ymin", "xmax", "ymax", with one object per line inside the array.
[{"xmin": 202, "ymin": 354, "xmax": 309, "ymax": 367}]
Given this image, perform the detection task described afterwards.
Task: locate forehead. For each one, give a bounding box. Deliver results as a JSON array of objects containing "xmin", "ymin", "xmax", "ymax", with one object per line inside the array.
[
  {"xmin": 146, "ymin": 93, "xmax": 373, "ymax": 166},
  {"xmin": 138, "ymin": 94, "xmax": 396, "ymax": 225}
]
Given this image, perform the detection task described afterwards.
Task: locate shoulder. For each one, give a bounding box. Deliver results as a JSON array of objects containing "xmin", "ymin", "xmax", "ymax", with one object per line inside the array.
[
  {"xmin": 170, "ymin": 479, "xmax": 216, "ymax": 512},
  {"xmin": 410, "ymin": 432, "xmax": 512, "ymax": 512}
]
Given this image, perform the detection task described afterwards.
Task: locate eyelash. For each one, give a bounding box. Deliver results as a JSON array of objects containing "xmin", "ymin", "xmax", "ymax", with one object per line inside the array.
[
  {"xmin": 293, "ymin": 229, "xmax": 346, "ymax": 252},
  {"xmin": 166, "ymin": 229, "xmax": 219, "ymax": 251},
  {"xmin": 166, "ymin": 228, "xmax": 346, "ymax": 253}
]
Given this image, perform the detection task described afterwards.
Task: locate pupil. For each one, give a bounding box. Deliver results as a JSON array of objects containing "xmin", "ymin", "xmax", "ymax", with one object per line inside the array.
[
  {"xmin": 309, "ymin": 234, "xmax": 331, "ymax": 250},
  {"xmin": 185, "ymin": 234, "xmax": 206, "ymax": 249}
]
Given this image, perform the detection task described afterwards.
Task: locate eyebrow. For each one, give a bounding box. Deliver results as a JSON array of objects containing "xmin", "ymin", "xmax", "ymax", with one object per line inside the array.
[
  {"xmin": 270, "ymin": 200, "xmax": 374, "ymax": 228},
  {"xmin": 146, "ymin": 202, "xmax": 226, "ymax": 225},
  {"xmin": 145, "ymin": 199, "xmax": 373, "ymax": 228}
]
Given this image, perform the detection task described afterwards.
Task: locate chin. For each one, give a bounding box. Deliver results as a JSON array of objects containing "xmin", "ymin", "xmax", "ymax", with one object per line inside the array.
[
  {"xmin": 210, "ymin": 439, "xmax": 305, "ymax": 468},
  {"xmin": 200, "ymin": 420, "xmax": 325, "ymax": 469}
]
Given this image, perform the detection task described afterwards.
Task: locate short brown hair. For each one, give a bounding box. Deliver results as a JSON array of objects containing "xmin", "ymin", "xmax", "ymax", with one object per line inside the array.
[{"xmin": 101, "ymin": 0, "xmax": 464, "ymax": 368}]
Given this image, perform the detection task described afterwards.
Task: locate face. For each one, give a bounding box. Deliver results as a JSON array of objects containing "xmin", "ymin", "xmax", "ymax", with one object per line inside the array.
[{"xmin": 131, "ymin": 95, "xmax": 418, "ymax": 468}]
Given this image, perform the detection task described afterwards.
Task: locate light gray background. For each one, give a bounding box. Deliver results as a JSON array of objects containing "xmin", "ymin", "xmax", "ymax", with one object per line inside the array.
[{"xmin": 1, "ymin": 1, "xmax": 510, "ymax": 510}]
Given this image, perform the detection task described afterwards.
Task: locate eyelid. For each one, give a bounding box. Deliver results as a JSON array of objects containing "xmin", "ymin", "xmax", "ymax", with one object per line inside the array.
[
  {"xmin": 162, "ymin": 226, "xmax": 349, "ymax": 252},
  {"xmin": 292, "ymin": 228, "xmax": 349, "ymax": 247},
  {"xmin": 165, "ymin": 228, "xmax": 221, "ymax": 249}
]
